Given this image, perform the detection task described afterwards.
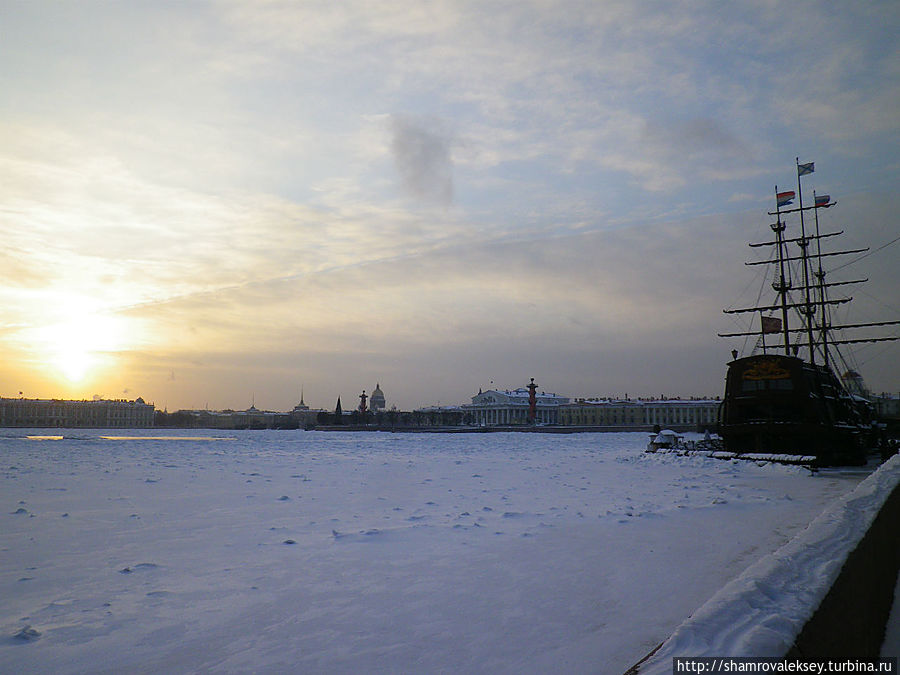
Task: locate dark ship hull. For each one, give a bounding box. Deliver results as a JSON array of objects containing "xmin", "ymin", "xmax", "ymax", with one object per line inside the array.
[{"xmin": 720, "ymin": 354, "xmax": 870, "ymax": 466}]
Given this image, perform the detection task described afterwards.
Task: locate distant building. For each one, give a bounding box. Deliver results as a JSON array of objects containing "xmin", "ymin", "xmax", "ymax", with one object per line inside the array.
[
  {"xmin": 462, "ymin": 386, "xmax": 570, "ymax": 425},
  {"xmin": 558, "ymin": 397, "xmax": 720, "ymax": 431},
  {"xmin": 370, "ymin": 383, "xmax": 386, "ymax": 411},
  {"xmin": 290, "ymin": 391, "xmax": 325, "ymax": 428},
  {"xmin": 873, "ymin": 393, "xmax": 900, "ymax": 421},
  {"xmin": 171, "ymin": 400, "xmax": 326, "ymax": 430},
  {"xmin": 293, "ymin": 392, "xmax": 309, "ymax": 412},
  {"xmin": 0, "ymin": 397, "xmax": 155, "ymax": 428},
  {"xmin": 231, "ymin": 405, "xmax": 272, "ymax": 429}
]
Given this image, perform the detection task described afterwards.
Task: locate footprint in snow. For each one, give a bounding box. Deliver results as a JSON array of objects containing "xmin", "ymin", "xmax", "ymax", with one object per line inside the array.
[
  {"xmin": 13, "ymin": 625, "xmax": 41, "ymax": 642},
  {"xmin": 119, "ymin": 562, "xmax": 159, "ymax": 574}
]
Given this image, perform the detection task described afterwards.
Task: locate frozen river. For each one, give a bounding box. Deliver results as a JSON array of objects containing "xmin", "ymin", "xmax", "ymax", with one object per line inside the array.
[{"xmin": 1, "ymin": 430, "xmax": 868, "ymax": 674}]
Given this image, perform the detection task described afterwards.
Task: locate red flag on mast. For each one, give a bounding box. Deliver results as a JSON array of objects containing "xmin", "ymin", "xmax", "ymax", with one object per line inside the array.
[{"xmin": 761, "ymin": 316, "xmax": 782, "ymax": 334}]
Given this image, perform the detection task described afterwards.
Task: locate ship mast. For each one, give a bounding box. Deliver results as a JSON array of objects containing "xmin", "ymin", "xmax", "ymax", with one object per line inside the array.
[
  {"xmin": 812, "ymin": 189, "xmax": 831, "ymax": 367},
  {"xmin": 771, "ymin": 187, "xmax": 792, "ymax": 355},
  {"xmin": 795, "ymin": 159, "xmax": 817, "ymax": 364},
  {"xmin": 720, "ymin": 161, "xmax": 899, "ymax": 364}
]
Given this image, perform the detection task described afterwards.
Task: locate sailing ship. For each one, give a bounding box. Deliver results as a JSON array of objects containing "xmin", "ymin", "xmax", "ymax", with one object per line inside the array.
[{"xmin": 717, "ymin": 160, "xmax": 898, "ymax": 466}]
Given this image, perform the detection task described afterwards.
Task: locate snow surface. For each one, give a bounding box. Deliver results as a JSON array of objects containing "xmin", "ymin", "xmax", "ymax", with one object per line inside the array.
[
  {"xmin": 0, "ymin": 430, "xmax": 868, "ymax": 674},
  {"xmin": 638, "ymin": 453, "xmax": 900, "ymax": 672}
]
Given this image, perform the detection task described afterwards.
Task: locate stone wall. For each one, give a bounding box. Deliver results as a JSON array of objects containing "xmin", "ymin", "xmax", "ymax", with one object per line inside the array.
[{"xmin": 786, "ymin": 472, "xmax": 900, "ymax": 657}]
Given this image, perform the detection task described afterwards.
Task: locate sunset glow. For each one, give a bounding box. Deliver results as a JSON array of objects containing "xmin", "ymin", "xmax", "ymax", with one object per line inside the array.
[
  {"xmin": 27, "ymin": 299, "xmax": 131, "ymax": 386},
  {"xmin": 1, "ymin": 2, "xmax": 898, "ymax": 410}
]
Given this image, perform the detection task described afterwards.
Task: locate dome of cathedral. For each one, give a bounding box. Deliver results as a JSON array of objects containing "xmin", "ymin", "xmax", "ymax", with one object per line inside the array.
[{"xmin": 370, "ymin": 383, "xmax": 386, "ymax": 411}]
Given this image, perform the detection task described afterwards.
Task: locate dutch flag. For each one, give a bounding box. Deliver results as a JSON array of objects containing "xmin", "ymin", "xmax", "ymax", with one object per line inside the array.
[{"xmin": 777, "ymin": 190, "xmax": 795, "ymax": 207}]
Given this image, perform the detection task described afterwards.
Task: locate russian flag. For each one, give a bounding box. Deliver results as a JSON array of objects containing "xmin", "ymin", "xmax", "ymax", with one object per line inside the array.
[
  {"xmin": 815, "ymin": 194, "xmax": 831, "ymax": 207},
  {"xmin": 777, "ymin": 190, "xmax": 795, "ymax": 207}
]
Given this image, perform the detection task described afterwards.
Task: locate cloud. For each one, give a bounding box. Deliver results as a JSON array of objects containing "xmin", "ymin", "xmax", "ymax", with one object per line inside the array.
[
  {"xmin": 389, "ymin": 115, "xmax": 455, "ymax": 205},
  {"xmin": 111, "ymin": 208, "xmax": 750, "ymax": 399},
  {"xmin": 630, "ymin": 116, "xmax": 751, "ymax": 190},
  {"xmin": 2, "ymin": 0, "xmax": 898, "ymax": 409}
]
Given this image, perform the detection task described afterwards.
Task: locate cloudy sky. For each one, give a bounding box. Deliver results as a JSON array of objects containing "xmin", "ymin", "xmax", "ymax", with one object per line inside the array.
[{"xmin": 2, "ymin": 1, "xmax": 898, "ymax": 412}]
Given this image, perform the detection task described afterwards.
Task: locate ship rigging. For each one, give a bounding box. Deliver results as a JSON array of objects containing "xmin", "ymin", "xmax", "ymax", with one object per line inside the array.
[{"xmin": 717, "ymin": 159, "xmax": 899, "ymax": 465}]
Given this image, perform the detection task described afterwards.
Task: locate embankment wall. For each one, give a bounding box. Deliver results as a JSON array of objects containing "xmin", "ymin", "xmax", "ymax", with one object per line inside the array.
[{"xmin": 631, "ymin": 455, "xmax": 900, "ymax": 672}]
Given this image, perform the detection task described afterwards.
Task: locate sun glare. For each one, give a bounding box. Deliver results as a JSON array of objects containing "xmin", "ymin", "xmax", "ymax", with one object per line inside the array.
[
  {"xmin": 55, "ymin": 340, "xmax": 98, "ymax": 383},
  {"xmin": 32, "ymin": 306, "xmax": 130, "ymax": 386}
]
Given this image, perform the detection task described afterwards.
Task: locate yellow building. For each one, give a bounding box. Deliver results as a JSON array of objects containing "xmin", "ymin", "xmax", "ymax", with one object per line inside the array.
[{"xmin": 558, "ymin": 398, "xmax": 720, "ymax": 431}]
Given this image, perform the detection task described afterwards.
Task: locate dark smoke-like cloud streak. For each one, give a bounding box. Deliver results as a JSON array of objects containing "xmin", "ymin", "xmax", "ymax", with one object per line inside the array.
[{"xmin": 390, "ymin": 114, "xmax": 454, "ymax": 205}]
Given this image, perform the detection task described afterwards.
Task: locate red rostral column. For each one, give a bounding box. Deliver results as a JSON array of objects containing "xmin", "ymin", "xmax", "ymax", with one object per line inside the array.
[
  {"xmin": 527, "ymin": 378, "xmax": 538, "ymax": 425},
  {"xmin": 358, "ymin": 390, "xmax": 368, "ymax": 415}
]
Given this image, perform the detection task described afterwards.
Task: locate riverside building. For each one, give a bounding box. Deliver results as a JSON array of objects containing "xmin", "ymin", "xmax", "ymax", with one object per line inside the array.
[
  {"xmin": 461, "ymin": 386, "xmax": 570, "ymax": 426},
  {"xmin": 0, "ymin": 397, "xmax": 155, "ymax": 428},
  {"xmin": 557, "ymin": 397, "xmax": 720, "ymax": 431}
]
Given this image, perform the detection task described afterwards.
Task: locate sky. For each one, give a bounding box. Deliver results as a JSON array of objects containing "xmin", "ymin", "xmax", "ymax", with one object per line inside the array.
[{"xmin": 1, "ymin": 1, "xmax": 898, "ymax": 412}]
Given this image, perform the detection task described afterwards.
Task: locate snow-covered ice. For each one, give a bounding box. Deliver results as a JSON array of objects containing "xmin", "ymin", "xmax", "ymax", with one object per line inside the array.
[
  {"xmin": 638, "ymin": 453, "xmax": 900, "ymax": 671},
  {"xmin": 0, "ymin": 430, "xmax": 869, "ymax": 674}
]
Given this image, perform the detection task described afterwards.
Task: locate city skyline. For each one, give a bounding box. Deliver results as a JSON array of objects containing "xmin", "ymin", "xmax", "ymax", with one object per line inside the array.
[{"xmin": 2, "ymin": 2, "xmax": 899, "ymax": 412}]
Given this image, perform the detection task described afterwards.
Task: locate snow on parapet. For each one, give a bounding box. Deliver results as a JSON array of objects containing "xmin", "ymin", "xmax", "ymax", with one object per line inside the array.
[{"xmin": 637, "ymin": 454, "xmax": 900, "ymax": 672}]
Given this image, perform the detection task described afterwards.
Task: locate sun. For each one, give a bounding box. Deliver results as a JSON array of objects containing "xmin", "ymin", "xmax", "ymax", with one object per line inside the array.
[
  {"xmin": 54, "ymin": 339, "xmax": 99, "ymax": 383},
  {"xmin": 33, "ymin": 308, "xmax": 129, "ymax": 386}
]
